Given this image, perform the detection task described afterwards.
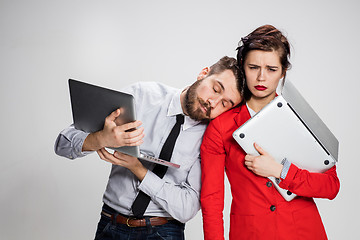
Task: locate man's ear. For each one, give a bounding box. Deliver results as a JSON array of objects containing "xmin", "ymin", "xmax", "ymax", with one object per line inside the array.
[{"xmin": 197, "ymin": 67, "xmax": 210, "ymax": 81}]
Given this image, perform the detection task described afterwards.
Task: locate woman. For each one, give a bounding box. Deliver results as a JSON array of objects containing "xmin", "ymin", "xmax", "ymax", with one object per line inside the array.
[{"xmin": 200, "ymin": 25, "xmax": 340, "ymax": 240}]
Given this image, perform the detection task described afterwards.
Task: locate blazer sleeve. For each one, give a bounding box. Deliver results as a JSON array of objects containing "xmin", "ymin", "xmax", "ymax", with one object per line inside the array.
[
  {"xmin": 279, "ymin": 164, "xmax": 340, "ymax": 200},
  {"xmin": 200, "ymin": 118, "xmax": 226, "ymax": 240}
]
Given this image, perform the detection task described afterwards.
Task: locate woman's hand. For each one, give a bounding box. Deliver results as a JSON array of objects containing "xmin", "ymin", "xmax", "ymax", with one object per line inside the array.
[{"xmin": 244, "ymin": 143, "xmax": 283, "ymax": 178}]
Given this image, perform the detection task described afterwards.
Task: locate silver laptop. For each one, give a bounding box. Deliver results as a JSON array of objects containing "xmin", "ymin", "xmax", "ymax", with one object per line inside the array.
[
  {"xmin": 69, "ymin": 79, "xmax": 180, "ymax": 169},
  {"xmin": 232, "ymin": 81, "xmax": 338, "ymax": 201}
]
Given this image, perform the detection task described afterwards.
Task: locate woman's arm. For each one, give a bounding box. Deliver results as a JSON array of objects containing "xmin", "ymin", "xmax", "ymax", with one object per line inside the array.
[
  {"xmin": 200, "ymin": 119, "xmax": 227, "ymax": 240},
  {"xmin": 245, "ymin": 143, "xmax": 340, "ymax": 199},
  {"xmin": 279, "ymin": 164, "xmax": 340, "ymax": 199}
]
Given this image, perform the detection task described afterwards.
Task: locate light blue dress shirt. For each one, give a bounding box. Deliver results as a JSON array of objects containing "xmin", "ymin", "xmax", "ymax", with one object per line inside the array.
[{"xmin": 54, "ymin": 82, "xmax": 207, "ymax": 223}]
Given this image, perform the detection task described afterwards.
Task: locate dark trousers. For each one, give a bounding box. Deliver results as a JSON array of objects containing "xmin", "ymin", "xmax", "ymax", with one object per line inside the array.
[{"xmin": 94, "ymin": 204, "xmax": 185, "ymax": 240}]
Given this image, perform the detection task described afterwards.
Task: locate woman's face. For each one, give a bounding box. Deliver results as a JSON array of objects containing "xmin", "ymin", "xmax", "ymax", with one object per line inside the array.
[{"xmin": 244, "ymin": 50, "xmax": 285, "ymax": 101}]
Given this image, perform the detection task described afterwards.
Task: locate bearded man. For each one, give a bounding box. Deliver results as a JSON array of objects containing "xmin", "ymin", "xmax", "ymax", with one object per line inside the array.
[{"xmin": 54, "ymin": 56, "xmax": 243, "ymax": 240}]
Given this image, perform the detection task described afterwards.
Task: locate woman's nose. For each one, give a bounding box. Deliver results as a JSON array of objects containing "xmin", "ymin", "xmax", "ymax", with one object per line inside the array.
[{"xmin": 257, "ymin": 68, "xmax": 265, "ymax": 81}]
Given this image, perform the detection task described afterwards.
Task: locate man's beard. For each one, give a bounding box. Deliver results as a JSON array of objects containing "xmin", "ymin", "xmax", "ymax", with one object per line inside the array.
[{"xmin": 184, "ymin": 80, "xmax": 211, "ymax": 123}]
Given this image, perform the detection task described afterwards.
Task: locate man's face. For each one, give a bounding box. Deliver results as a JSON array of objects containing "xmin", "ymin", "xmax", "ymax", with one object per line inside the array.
[{"xmin": 185, "ymin": 69, "xmax": 242, "ymax": 123}]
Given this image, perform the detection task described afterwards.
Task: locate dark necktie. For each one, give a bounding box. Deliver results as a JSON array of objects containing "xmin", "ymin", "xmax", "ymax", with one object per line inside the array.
[{"xmin": 131, "ymin": 114, "xmax": 185, "ymax": 218}]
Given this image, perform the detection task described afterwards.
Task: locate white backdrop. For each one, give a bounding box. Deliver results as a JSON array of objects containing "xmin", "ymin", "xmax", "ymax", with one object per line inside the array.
[{"xmin": 1, "ymin": 0, "xmax": 359, "ymax": 239}]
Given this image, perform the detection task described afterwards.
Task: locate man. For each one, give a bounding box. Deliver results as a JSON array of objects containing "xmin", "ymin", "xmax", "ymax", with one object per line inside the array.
[{"xmin": 54, "ymin": 56, "xmax": 243, "ymax": 239}]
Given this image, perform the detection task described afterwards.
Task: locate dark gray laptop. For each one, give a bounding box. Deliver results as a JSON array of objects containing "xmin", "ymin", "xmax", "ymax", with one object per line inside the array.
[
  {"xmin": 69, "ymin": 79, "xmax": 180, "ymax": 168},
  {"xmin": 232, "ymin": 80, "xmax": 338, "ymax": 201}
]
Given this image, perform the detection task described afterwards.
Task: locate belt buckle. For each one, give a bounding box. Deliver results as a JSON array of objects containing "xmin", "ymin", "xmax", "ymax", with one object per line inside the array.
[{"xmin": 126, "ymin": 217, "xmax": 136, "ymax": 227}]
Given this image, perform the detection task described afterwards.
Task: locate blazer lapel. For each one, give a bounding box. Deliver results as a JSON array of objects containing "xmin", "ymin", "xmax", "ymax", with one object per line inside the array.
[{"xmin": 234, "ymin": 104, "xmax": 251, "ymax": 128}]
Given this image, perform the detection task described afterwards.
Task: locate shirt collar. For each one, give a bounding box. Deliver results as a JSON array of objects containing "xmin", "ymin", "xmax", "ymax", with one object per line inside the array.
[
  {"xmin": 246, "ymin": 102, "xmax": 257, "ymax": 117},
  {"xmin": 168, "ymin": 89, "xmax": 202, "ymax": 130}
]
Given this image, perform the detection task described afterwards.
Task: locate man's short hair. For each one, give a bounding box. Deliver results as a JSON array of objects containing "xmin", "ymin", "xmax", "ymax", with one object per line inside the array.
[{"xmin": 208, "ymin": 56, "xmax": 243, "ymax": 97}]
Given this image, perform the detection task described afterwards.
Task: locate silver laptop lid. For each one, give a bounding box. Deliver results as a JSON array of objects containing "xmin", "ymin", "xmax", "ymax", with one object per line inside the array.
[{"xmin": 281, "ymin": 81, "xmax": 339, "ymax": 161}]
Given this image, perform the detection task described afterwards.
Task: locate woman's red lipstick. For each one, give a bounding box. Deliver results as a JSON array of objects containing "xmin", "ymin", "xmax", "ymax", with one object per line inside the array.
[{"xmin": 255, "ymin": 85, "xmax": 267, "ymax": 91}]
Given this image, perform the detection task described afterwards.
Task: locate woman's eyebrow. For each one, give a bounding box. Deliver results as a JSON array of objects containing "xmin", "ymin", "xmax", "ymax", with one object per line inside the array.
[{"xmin": 267, "ymin": 65, "xmax": 279, "ymax": 69}]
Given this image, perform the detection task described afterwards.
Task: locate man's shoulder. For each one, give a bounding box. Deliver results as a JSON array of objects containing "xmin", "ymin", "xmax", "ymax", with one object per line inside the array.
[
  {"xmin": 128, "ymin": 82, "xmax": 180, "ymax": 110},
  {"xmin": 123, "ymin": 82, "xmax": 180, "ymax": 104},
  {"xmin": 135, "ymin": 81, "xmax": 179, "ymax": 95}
]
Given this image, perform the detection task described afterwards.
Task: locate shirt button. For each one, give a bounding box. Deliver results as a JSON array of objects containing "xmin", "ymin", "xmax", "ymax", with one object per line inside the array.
[
  {"xmin": 266, "ymin": 181, "xmax": 273, "ymax": 187},
  {"xmin": 270, "ymin": 205, "xmax": 276, "ymax": 211}
]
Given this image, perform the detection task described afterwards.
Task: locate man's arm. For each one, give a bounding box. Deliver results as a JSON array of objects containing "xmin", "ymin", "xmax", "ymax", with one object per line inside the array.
[
  {"xmin": 137, "ymin": 158, "xmax": 201, "ymax": 223},
  {"xmin": 99, "ymin": 150, "xmax": 201, "ymax": 223},
  {"xmin": 54, "ymin": 124, "xmax": 90, "ymax": 159},
  {"xmin": 54, "ymin": 109, "xmax": 144, "ymax": 159}
]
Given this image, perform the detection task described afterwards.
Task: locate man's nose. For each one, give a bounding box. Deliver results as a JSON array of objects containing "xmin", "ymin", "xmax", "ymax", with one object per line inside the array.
[{"xmin": 208, "ymin": 97, "xmax": 221, "ymax": 108}]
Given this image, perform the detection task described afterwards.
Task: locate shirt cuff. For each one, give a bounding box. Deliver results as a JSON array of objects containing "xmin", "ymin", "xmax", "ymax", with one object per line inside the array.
[
  {"xmin": 275, "ymin": 158, "xmax": 291, "ymax": 184},
  {"xmin": 73, "ymin": 131, "xmax": 92, "ymax": 157},
  {"xmin": 280, "ymin": 158, "xmax": 291, "ymax": 180},
  {"xmin": 137, "ymin": 170, "xmax": 164, "ymax": 198},
  {"xmin": 56, "ymin": 125, "xmax": 93, "ymax": 159}
]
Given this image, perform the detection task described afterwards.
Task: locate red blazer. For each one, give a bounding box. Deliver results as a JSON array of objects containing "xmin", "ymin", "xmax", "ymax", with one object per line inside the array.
[{"xmin": 200, "ymin": 104, "xmax": 340, "ymax": 240}]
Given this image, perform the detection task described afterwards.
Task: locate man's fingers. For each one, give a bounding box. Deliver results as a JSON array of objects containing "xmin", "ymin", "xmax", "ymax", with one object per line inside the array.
[
  {"xmin": 97, "ymin": 149, "xmax": 104, "ymax": 159},
  {"xmin": 97, "ymin": 148, "xmax": 121, "ymax": 165},
  {"xmin": 114, "ymin": 151, "xmax": 125, "ymax": 159},
  {"xmin": 101, "ymin": 148, "xmax": 118, "ymax": 161},
  {"xmin": 125, "ymin": 127, "xmax": 144, "ymax": 138},
  {"xmin": 118, "ymin": 121, "xmax": 143, "ymax": 132},
  {"xmin": 113, "ymin": 151, "xmax": 137, "ymax": 161},
  {"xmin": 97, "ymin": 149, "xmax": 111, "ymax": 163},
  {"xmin": 116, "ymin": 127, "xmax": 144, "ymax": 141},
  {"xmin": 130, "ymin": 139, "xmax": 144, "ymax": 146},
  {"xmin": 124, "ymin": 133, "xmax": 145, "ymax": 145},
  {"xmin": 106, "ymin": 108, "xmax": 121, "ymax": 122}
]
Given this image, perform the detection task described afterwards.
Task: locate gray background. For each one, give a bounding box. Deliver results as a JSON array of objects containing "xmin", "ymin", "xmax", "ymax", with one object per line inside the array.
[{"xmin": 1, "ymin": 0, "xmax": 359, "ymax": 239}]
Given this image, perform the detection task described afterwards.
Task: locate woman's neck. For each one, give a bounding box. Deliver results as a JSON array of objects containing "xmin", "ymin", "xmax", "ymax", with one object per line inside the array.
[{"xmin": 247, "ymin": 94, "xmax": 276, "ymax": 113}]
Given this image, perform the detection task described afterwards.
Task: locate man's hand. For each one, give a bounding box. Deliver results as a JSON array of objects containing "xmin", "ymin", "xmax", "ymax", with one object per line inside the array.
[
  {"xmin": 82, "ymin": 108, "xmax": 145, "ymax": 151},
  {"xmin": 244, "ymin": 143, "xmax": 283, "ymax": 178},
  {"xmin": 97, "ymin": 148, "xmax": 148, "ymax": 181}
]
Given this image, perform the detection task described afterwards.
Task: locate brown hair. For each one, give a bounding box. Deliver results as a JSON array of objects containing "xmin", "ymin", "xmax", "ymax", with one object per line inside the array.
[
  {"xmin": 208, "ymin": 56, "xmax": 244, "ymax": 97},
  {"xmin": 236, "ymin": 25, "xmax": 291, "ymax": 99}
]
